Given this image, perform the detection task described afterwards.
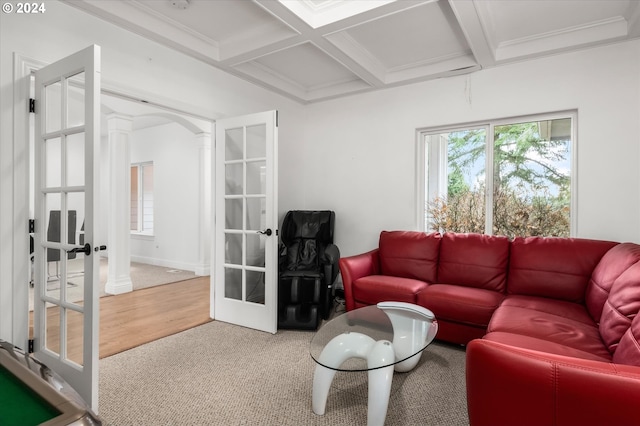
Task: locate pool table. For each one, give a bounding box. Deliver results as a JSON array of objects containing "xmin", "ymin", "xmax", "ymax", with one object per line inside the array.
[{"xmin": 0, "ymin": 340, "xmax": 101, "ymax": 425}]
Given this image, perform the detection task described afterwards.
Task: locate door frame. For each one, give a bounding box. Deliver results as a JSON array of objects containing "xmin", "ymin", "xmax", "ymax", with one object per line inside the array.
[{"xmin": 12, "ymin": 53, "xmax": 48, "ymax": 350}]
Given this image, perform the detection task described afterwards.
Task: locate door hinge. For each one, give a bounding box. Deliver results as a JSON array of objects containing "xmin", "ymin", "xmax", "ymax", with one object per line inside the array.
[
  {"xmin": 275, "ymin": 110, "xmax": 278, "ymax": 127},
  {"xmin": 29, "ymin": 219, "xmax": 35, "ymax": 233},
  {"xmin": 28, "ymin": 339, "xmax": 34, "ymax": 353},
  {"xmin": 29, "ymin": 98, "xmax": 35, "ymax": 113}
]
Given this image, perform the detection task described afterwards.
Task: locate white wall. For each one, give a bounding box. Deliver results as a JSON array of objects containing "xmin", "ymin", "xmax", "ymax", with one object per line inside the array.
[
  {"xmin": 0, "ymin": 0, "xmax": 305, "ymax": 343},
  {"xmin": 128, "ymin": 122, "xmax": 200, "ymax": 270},
  {"xmin": 298, "ymin": 40, "xmax": 640, "ymax": 256}
]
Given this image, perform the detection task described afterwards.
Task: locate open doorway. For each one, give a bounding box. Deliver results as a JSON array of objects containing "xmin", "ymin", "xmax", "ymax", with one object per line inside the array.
[{"xmin": 27, "ymin": 76, "xmax": 214, "ymax": 356}]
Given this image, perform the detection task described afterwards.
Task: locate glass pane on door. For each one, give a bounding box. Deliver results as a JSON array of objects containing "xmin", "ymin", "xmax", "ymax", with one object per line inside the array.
[
  {"xmin": 45, "ymin": 137, "xmax": 61, "ymax": 188},
  {"xmin": 67, "ymin": 309, "xmax": 84, "ymax": 366},
  {"xmin": 45, "ymin": 81, "xmax": 61, "ymax": 133},
  {"xmin": 246, "ymin": 234, "xmax": 265, "ymax": 268},
  {"xmin": 67, "ymin": 72, "xmax": 85, "ymax": 128},
  {"xmin": 246, "ymin": 198, "xmax": 265, "ymax": 232},
  {"xmin": 247, "ymin": 161, "xmax": 266, "ymax": 195},
  {"xmin": 246, "ymin": 270, "xmax": 265, "ymax": 304},
  {"xmin": 246, "ymin": 124, "xmax": 266, "ymax": 159},
  {"xmin": 66, "ymin": 133, "xmax": 85, "ymax": 187},
  {"xmin": 225, "ymin": 127, "xmax": 243, "ymax": 161},
  {"xmin": 225, "ymin": 268, "xmax": 242, "ymax": 301},
  {"xmin": 66, "ymin": 191, "xmax": 85, "ymax": 305}
]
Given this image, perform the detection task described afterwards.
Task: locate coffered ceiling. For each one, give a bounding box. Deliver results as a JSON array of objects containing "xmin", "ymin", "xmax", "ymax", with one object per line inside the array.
[{"xmin": 63, "ymin": 0, "xmax": 640, "ymax": 104}]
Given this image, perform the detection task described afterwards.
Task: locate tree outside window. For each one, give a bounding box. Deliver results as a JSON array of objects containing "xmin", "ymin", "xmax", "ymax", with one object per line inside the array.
[{"xmin": 423, "ymin": 114, "xmax": 574, "ymax": 238}]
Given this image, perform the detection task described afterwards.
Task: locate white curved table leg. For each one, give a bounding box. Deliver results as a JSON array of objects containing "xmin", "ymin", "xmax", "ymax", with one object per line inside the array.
[
  {"xmin": 377, "ymin": 302, "xmax": 438, "ymax": 372},
  {"xmin": 366, "ymin": 340, "xmax": 395, "ymax": 426},
  {"xmin": 312, "ymin": 364, "xmax": 336, "ymax": 415},
  {"xmin": 312, "ymin": 332, "xmax": 376, "ymax": 415}
]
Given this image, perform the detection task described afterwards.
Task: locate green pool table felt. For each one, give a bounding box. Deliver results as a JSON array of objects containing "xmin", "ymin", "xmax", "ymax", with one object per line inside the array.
[{"xmin": 0, "ymin": 364, "xmax": 61, "ymax": 426}]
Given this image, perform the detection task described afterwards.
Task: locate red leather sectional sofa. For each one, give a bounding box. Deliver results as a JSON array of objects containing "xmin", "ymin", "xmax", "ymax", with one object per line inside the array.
[{"xmin": 339, "ymin": 231, "xmax": 640, "ymax": 425}]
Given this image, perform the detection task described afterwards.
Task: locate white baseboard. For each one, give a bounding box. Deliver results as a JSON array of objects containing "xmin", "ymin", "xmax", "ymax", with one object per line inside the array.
[
  {"xmin": 105, "ymin": 276, "xmax": 133, "ymax": 295},
  {"xmin": 130, "ymin": 255, "xmax": 210, "ymax": 276}
]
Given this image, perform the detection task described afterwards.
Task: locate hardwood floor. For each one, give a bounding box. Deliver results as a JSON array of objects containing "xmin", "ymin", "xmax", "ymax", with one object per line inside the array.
[
  {"xmin": 32, "ymin": 277, "xmax": 211, "ymax": 363},
  {"xmin": 99, "ymin": 276, "xmax": 211, "ymax": 358}
]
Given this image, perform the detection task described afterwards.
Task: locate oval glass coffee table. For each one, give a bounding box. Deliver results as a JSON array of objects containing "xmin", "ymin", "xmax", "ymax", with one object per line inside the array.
[{"xmin": 310, "ymin": 302, "xmax": 438, "ymax": 426}]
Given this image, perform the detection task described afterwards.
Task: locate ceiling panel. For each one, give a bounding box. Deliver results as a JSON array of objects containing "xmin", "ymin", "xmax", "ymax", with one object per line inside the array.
[
  {"xmin": 338, "ymin": 2, "xmax": 470, "ymax": 70},
  {"xmin": 135, "ymin": 0, "xmax": 300, "ymax": 60},
  {"xmin": 62, "ymin": 0, "xmax": 640, "ymax": 103}
]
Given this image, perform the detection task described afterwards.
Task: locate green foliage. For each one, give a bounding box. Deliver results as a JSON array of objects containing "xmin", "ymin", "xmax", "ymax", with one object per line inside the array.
[
  {"xmin": 428, "ymin": 121, "xmax": 571, "ymax": 238},
  {"xmin": 428, "ymin": 187, "xmax": 570, "ymax": 238},
  {"xmin": 447, "ymin": 168, "xmax": 469, "ymax": 198}
]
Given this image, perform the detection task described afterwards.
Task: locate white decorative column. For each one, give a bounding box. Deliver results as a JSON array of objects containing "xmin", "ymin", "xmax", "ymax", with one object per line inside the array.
[
  {"xmin": 195, "ymin": 132, "xmax": 212, "ymax": 276},
  {"xmin": 105, "ymin": 113, "xmax": 133, "ymax": 294}
]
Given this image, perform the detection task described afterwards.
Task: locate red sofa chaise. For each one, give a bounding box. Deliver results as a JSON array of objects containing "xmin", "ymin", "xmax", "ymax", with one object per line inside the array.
[{"xmin": 339, "ymin": 231, "xmax": 640, "ymax": 425}]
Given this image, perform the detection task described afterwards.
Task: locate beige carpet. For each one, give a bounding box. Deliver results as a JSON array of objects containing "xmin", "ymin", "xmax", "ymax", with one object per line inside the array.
[
  {"xmin": 30, "ymin": 258, "xmax": 197, "ymax": 310},
  {"xmin": 99, "ymin": 320, "xmax": 469, "ymax": 425}
]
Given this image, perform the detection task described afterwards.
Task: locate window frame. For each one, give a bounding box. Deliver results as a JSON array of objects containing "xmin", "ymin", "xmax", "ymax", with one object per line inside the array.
[
  {"xmin": 416, "ymin": 110, "xmax": 578, "ymax": 236},
  {"xmin": 130, "ymin": 161, "xmax": 154, "ymax": 235}
]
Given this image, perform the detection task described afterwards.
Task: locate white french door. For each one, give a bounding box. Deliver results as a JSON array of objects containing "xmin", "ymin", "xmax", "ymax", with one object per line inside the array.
[
  {"xmin": 33, "ymin": 45, "xmax": 102, "ymax": 411},
  {"xmin": 213, "ymin": 111, "xmax": 278, "ymax": 334}
]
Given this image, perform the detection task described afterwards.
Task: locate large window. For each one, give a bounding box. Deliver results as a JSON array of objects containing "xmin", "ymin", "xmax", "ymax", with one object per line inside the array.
[
  {"xmin": 419, "ymin": 112, "xmax": 575, "ymax": 238},
  {"xmin": 131, "ymin": 162, "xmax": 154, "ymax": 234}
]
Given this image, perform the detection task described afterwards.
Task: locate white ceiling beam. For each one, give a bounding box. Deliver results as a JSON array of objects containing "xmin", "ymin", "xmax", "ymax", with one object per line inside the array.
[
  {"xmin": 447, "ymin": 0, "xmax": 495, "ymax": 68},
  {"xmin": 253, "ymin": 0, "xmax": 387, "ymax": 87}
]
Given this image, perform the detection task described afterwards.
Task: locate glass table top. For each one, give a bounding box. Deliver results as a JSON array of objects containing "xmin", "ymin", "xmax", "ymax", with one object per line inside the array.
[{"xmin": 309, "ymin": 304, "xmax": 437, "ymax": 372}]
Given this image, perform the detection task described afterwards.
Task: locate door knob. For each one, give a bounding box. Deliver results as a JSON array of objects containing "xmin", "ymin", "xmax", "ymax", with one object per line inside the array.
[
  {"xmin": 68, "ymin": 243, "xmax": 91, "ymax": 256},
  {"xmin": 257, "ymin": 228, "xmax": 272, "ymax": 236}
]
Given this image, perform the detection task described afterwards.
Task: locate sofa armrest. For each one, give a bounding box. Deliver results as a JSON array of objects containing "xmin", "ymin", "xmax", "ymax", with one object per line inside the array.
[
  {"xmin": 338, "ymin": 249, "xmax": 380, "ymax": 311},
  {"xmin": 466, "ymin": 339, "xmax": 640, "ymax": 426}
]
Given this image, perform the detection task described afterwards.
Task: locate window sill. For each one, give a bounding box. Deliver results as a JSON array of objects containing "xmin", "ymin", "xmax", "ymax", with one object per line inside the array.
[{"xmin": 131, "ymin": 232, "xmax": 154, "ymax": 241}]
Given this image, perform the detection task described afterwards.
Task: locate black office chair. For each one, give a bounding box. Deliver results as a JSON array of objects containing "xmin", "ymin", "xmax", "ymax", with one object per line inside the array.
[
  {"xmin": 46, "ymin": 210, "xmax": 77, "ymax": 279},
  {"xmin": 278, "ymin": 210, "xmax": 340, "ymax": 330}
]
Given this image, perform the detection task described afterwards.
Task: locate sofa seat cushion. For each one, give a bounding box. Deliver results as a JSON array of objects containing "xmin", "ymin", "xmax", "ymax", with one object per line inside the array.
[
  {"xmin": 416, "ymin": 284, "xmax": 504, "ymax": 327},
  {"xmin": 499, "ymin": 295, "xmax": 596, "ymax": 326},
  {"xmin": 488, "ymin": 298, "xmax": 611, "ymax": 360},
  {"xmin": 438, "ymin": 232, "xmax": 510, "ymax": 292},
  {"xmin": 483, "ymin": 332, "xmax": 612, "ymax": 362},
  {"xmin": 352, "ymin": 275, "xmax": 428, "ymax": 306}
]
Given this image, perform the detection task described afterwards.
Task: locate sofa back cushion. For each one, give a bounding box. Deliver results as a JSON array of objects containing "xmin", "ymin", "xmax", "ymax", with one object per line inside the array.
[
  {"xmin": 379, "ymin": 231, "xmax": 441, "ymax": 283},
  {"xmin": 612, "ymin": 308, "xmax": 640, "ymax": 367},
  {"xmin": 599, "ymin": 261, "xmax": 640, "ymax": 354},
  {"xmin": 586, "ymin": 243, "xmax": 640, "ymax": 322},
  {"xmin": 437, "ymin": 232, "xmax": 510, "ymax": 292},
  {"xmin": 508, "ymin": 237, "xmax": 617, "ymax": 303}
]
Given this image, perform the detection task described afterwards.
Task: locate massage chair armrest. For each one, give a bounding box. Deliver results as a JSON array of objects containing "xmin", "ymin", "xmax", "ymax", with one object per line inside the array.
[
  {"xmin": 322, "ymin": 244, "xmax": 341, "ymax": 286},
  {"xmin": 466, "ymin": 339, "xmax": 640, "ymax": 426},
  {"xmin": 323, "ymin": 243, "xmax": 340, "ymax": 265},
  {"xmin": 338, "ymin": 249, "xmax": 380, "ymax": 311}
]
